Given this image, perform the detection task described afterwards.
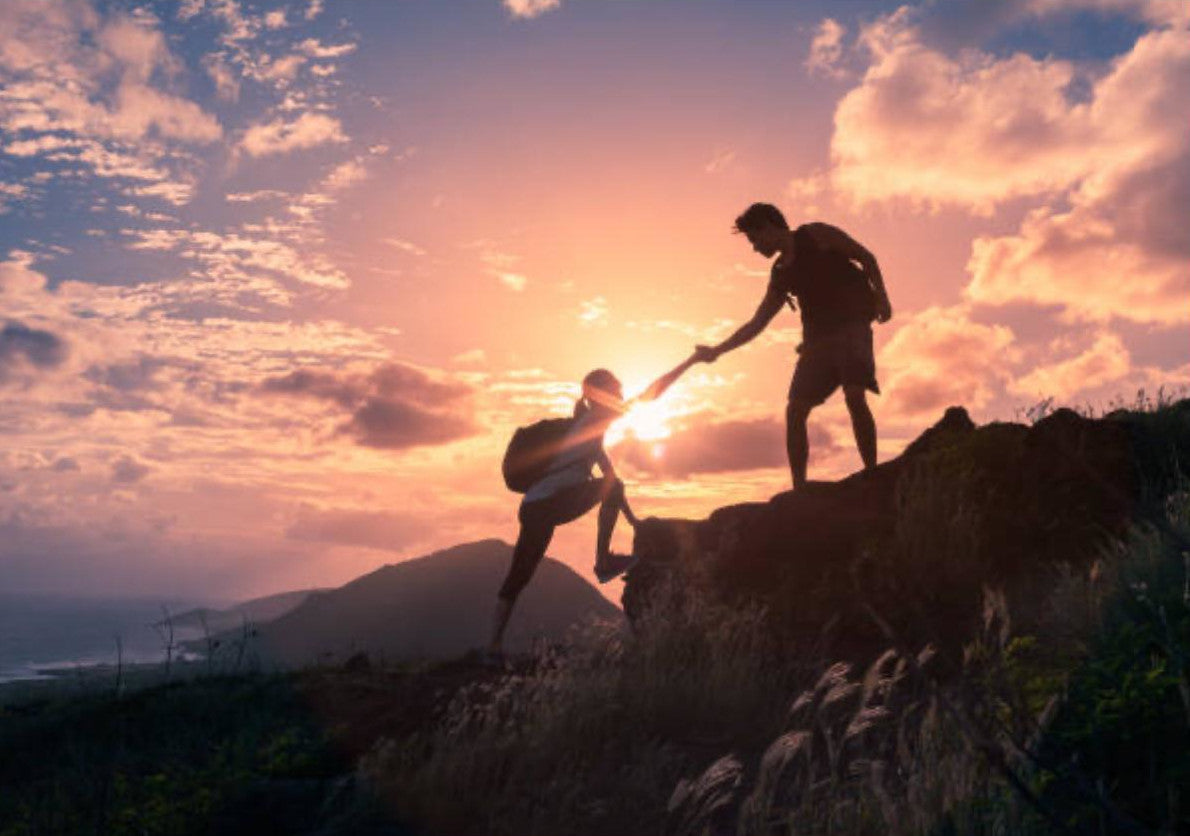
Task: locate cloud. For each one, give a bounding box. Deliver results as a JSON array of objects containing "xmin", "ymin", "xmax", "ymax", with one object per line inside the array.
[
  {"xmin": 0, "ymin": 320, "xmax": 68, "ymax": 385},
  {"xmin": 578, "ymin": 296, "xmax": 609, "ymax": 326},
  {"xmin": 342, "ymin": 398, "xmax": 478, "ymax": 451},
  {"xmin": 504, "ymin": 0, "xmax": 561, "ymax": 20},
  {"xmin": 785, "ymin": 169, "xmax": 829, "ymax": 215},
  {"xmin": 256, "ymin": 53, "xmax": 305, "ymax": 84},
  {"xmin": 805, "ymin": 18, "xmax": 848, "ymax": 78},
  {"xmin": 322, "ymin": 158, "xmax": 367, "ymax": 191},
  {"xmin": 496, "ymin": 271, "xmax": 528, "ymax": 292},
  {"xmin": 298, "ymin": 39, "xmax": 358, "ymax": 59},
  {"xmin": 964, "ymin": 198, "xmax": 1190, "ymax": 325},
  {"xmin": 0, "ymin": 3, "xmax": 222, "ymax": 145},
  {"xmin": 704, "ymin": 149, "xmax": 737, "ymax": 174},
  {"xmin": 259, "ymin": 361, "xmax": 480, "ymax": 451},
  {"xmin": 1008, "ymin": 332, "xmax": 1131, "ymax": 400},
  {"xmin": 827, "ymin": 10, "xmax": 1190, "ymax": 327},
  {"xmin": 830, "ymin": 13, "xmax": 1090, "ymax": 213},
  {"xmin": 382, "ymin": 237, "xmax": 427, "ymax": 257},
  {"xmin": 963, "ymin": 27, "xmax": 1190, "ymax": 324},
  {"xmin": 453, "ymin": 349, "xmax": 487, "ymax": 365},
  {"xmin": 0, "ymin": 182, "xmax": 29, "ymax": 214},
  {"xmin": 240, "ymin": 111, "xmax": 348, "ymax": 157},
  {"xmin": 286, "ymin": 506, "xmax": 433, "ymax": 551},
  {"xmin": 615, "ymin": 414, "xmax": 835, "ymax": 477},
  {"xmin": 111, "ymin": 454, "xmax": 151, "ymax": 484},
  {"xmin": 878, "ymin": 306, "xmax": 1018, "ymax": 420},
  {"xmin": 124, "ymin": 226, "xmax": 349, "ymax": 292}
]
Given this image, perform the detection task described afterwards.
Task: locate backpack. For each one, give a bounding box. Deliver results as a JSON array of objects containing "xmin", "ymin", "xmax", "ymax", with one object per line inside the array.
[{"xmin": 502, "ymin": 417, "xmax": 576, "ymax": 493}]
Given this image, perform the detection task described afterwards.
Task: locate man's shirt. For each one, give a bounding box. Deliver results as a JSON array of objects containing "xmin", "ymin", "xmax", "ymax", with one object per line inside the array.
[{"xmin": 769, "ymin": 222, "xmax": 876, "ymax": 345}]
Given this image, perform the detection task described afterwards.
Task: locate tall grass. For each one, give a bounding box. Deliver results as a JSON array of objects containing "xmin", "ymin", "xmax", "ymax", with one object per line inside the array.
[{"xmin": 358, "ymin": 583, "xmax": 818, "ymax": 836}]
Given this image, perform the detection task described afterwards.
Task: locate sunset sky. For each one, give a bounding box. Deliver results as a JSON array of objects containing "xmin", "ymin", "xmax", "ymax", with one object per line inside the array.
[{"xmin": 1, "ymin": 0, "xmax": 1187, "ymax": 601}]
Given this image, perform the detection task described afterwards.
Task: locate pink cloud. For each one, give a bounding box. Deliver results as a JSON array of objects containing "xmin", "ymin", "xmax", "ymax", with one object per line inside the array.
[
  {"xmin": 964, "ymin": 27, "xmax": 1190, "ymax": 324},
  {"xmin": 614, "ymin": 414, "xmax": 837, "ymax": 478},
  {"xmin": 827, "ymin": 10, "xmax": 1189, "ymax": 328},
  {"xmin": 0, "ymin": 3, "xmax": 221, "ymax": 144},
  {"xmin": 1008, "ymin": 332, "xmax": 1131, "ymax": 400},
  {"xmin": 504, "ymin": 0, "xmax": 561, "ymax": 20},
  {"xmin": 831, "ymin": 17, "xmax": 1089, "ymax": 213},
  {"xmin": 240, "ymin": 111, "xmax": 348, "ymax": 157},
  {"xmin": 805, "ymin": 18, "xmax": 848, "ymax": 79},
  {"xmin": 878, "ymin": 306, "xmax": 1018, "ymax": 420}
]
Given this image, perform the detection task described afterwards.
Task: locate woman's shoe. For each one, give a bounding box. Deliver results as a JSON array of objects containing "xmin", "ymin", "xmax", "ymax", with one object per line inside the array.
[{"xmin": 595, "ymin": 552, "xmax": 639, "ymax": 583}]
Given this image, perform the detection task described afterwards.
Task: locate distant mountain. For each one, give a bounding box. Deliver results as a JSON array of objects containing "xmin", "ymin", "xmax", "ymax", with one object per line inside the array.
[
  {"xmin": 208, "ymin": 539, "xmax": 621, "ymax": 667},
  {"xmin": 163, "ymin": 589, "xmax": 326, "ymax": 636}
]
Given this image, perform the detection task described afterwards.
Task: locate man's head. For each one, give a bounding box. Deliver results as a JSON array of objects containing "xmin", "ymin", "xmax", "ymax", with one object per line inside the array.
[{"xmin": 734, "ymin": 202, "xmax": 789, "ymax": 258}]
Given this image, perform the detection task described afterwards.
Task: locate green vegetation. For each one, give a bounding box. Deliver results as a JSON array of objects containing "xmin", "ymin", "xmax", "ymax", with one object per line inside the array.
[{"xmin": 0, "ymin": 674, "xmax": 352, "ymax": 836}]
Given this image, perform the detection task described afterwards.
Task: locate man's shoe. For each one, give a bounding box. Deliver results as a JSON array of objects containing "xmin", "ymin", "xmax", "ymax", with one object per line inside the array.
[{"xmin": 595, "ymin": 552, "xmax": 639, "ymax": 583}]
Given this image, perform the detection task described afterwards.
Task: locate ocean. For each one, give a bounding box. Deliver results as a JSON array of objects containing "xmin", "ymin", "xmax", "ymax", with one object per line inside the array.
[{"xmin": 0, "ymin": 594, "xmax": 213, "ymax": 683}]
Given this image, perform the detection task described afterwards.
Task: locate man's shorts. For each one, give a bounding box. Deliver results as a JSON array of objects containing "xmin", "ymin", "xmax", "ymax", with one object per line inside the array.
[{"xmin": 788, "ymin": 322, "xmax": 880, "ymax": 407}]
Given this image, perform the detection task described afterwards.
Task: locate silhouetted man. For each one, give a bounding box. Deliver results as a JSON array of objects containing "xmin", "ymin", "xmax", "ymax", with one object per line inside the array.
[{"xmin": 695, "ymin": 203, "xmax": 892, "ymax": 489}]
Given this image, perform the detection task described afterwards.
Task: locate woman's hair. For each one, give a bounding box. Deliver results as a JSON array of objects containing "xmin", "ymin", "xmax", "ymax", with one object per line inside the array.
[{"xmin": 575, "ymin": 368, "xmax": 622, "ymax": 417}]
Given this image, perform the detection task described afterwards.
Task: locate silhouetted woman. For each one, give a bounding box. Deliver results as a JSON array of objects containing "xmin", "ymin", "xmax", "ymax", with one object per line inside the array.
[
  {"xmin": 488, "ymin": 355, "xmax": 698, "ymax": 659},
  {"xmin": 488, "ymin": 368, "xmax": 641, "ymax": 659}
]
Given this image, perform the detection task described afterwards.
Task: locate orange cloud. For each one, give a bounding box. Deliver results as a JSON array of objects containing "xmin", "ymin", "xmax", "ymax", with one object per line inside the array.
[
  {"xmin": 1008, "ymin": 332, "xmax": 1131, "ymax": 400},
  {"xmin": 879, "ymin": 306, "xmax": 1017, "ymax": 420}
]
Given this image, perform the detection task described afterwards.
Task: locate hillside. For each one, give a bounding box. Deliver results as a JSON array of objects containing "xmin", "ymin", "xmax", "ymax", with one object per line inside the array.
[
  {"xmin": 209, "ymin": 539, "xmax": 621, "ymax": 667},
  {"xmin": 624, "ymin": 399, "xmax": 1190, "ymax": 663},
  {"xmin": 163, "ymin": 589, "xmax": 326, "ymax": 635}
]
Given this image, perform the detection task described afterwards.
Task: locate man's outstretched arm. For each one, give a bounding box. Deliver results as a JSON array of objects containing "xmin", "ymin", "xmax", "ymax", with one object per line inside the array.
[
  {"xmin": 636, "ymin": 352, "xmax": 699, "ymax": 403},
  {"xmin": 804, "ymin": 223, "xmax": 893, "ymax": 323},
  {"xmin": 695, "ymin": 286, "xmax": 786, "ymax": 363}
]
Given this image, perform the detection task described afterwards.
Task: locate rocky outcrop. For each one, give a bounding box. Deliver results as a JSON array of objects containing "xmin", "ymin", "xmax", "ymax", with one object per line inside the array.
[{"xmin": 624, "ymin": 400, "xmax": 1190, "ymax": 662}]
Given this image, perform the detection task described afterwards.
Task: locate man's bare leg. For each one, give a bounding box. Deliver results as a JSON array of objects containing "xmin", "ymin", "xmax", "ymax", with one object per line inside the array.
[
  {"xmin": 785, "ymin": 400, "xmax": 813, "ymax": 489},
  {"xmin": 844, "ymin": 385, "xmax": 877, "ymax": 471}
]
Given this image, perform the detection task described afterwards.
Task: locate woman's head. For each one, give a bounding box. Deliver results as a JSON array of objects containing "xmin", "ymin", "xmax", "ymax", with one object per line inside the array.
[{"xmin": 577, "ymin": 368, "xmax": 625, "ymax": 419}]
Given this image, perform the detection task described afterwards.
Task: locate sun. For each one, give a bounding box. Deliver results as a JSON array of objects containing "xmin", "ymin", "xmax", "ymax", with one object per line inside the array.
[
  {"xmin": 604, "ymin": 370, "xmax": 686, "ymax": 447},
  {"xmin": 610, "ymin": 398, "xmax": 676, "ymax": 444}
]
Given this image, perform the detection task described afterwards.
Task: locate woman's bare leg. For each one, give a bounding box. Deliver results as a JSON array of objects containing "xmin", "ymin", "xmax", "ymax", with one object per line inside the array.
[{"xmin": 491, "ymin": 516, "xmax": 553, "ymax": 655}]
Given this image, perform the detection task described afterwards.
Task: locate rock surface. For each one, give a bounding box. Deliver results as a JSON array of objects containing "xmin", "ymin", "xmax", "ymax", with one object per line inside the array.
[{"xmin": 624, "ymin": 400, "xmax": 1190, "ymax": 661}]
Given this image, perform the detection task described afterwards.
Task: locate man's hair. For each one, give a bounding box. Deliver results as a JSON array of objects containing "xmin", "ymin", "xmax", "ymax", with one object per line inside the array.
[{"xmin": 734, "ymin": 203, "xmax": 789, "ymax": 235}]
